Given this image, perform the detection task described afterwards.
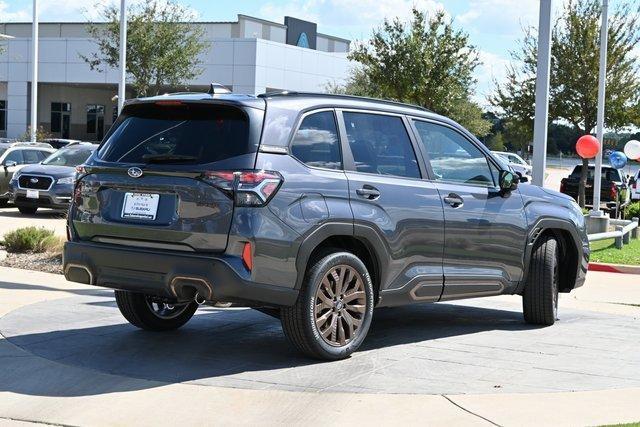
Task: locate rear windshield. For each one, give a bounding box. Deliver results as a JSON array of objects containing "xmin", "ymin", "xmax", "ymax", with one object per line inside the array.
[
  {"xmin": 571, "ymin": 165, "xmax": 621, "ymax": 181},
  {"xmin": 98, "ymin": 103, "xmax": 251, "ymax": 164}
]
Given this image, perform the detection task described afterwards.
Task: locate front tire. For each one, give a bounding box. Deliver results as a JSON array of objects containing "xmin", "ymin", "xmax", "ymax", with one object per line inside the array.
[
  {"xmin": 281, "ymin": 252, "xmax": 374, "ymax": 360},
  {"xmin": 523, "ymin": 235, "xmax": 559, "ymax": 326},
  {"xmin": 115, "ymin": 290, "xmax": 198, "ymax": 331},
  {"xmin": 17, "ymin": 206, "xmax": 37, "ymax": 215}
]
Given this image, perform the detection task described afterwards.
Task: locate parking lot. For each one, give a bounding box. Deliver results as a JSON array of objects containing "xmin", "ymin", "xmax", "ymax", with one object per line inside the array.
[
  {"xmin": 0, "ymin": 267, "xmax": 639, "ymax": 426},
  {"xmin": 0, "ymin": 207, "xmax": 67, "ymax": 238}
]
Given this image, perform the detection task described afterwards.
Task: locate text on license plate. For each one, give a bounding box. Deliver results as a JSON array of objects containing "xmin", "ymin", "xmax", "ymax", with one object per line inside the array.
[
  {"xmin": 26, "ymin": 189, "xmax": 39, "ymax": 199},
  {"xmin": 121, "ymin": 193, "xmax": 160, "ymax": 220}
]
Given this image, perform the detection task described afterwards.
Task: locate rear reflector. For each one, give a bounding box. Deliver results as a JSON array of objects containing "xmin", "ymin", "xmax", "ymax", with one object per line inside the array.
[{"xmin": 242, "ymin": 242, "xmax": 253, "ymax": 271}]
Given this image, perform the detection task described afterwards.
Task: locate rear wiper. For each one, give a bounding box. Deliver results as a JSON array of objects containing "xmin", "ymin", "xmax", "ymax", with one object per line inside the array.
[{"xmin": 142, "ymin": 154, "xmax": 199, "ymax": 163}]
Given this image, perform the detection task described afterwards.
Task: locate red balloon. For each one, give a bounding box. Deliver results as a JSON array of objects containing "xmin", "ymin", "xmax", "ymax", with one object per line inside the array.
[{"xmin": 576, "ymin": 135, "xmax": 600, "ymax": 159}]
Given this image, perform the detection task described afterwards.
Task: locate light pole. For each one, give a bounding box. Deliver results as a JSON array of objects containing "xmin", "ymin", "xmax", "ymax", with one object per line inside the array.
[
  {"xmin": 591, "ymin": 0, "xmax": 609, "ymax": 216},
  {"xmin": 30, "ymin": 0, "xmax": 39, "ymax": 142},
  {"xmin": 531, "ymin": 0, "xmax": 553, "ymax": 187},
  {"xmin": 118, "ymin": 0, "xmax": 127, "ymax": 114}
]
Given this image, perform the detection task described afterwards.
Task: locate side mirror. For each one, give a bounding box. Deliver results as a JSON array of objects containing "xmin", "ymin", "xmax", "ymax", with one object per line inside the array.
[
  {"xmin": 519, "ymin": 175, "xmax": 529, "ymax": 183},
  {"xmin": 499, "ymin": 170, "xmax": 519, "ymax": 193},
  {"xmin": 3, "ymin": 160, "xmax": 17, "ymax": 169}
]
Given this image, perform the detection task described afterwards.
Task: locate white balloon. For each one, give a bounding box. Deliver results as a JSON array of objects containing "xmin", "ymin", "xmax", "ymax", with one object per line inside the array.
[{"xmin": 624, "ymin": 140, "xmax": 640, "ymax": 160}]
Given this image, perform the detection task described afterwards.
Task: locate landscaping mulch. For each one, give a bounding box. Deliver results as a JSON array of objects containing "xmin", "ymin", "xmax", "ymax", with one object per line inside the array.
[{"xmin": 0, "ymin": 249, "xmax": 63, "ymax": 274}]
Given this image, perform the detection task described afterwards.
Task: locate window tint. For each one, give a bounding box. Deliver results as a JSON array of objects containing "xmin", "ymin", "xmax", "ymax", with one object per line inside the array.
[
  {"xmin": 571, "ymin": 166, "xmax": 623, "ymax": 181},
  {"xmin": 22, "ymin": 150, "xmax": 43, "ymax": 164},
  {"xmin": 4, "ymin": 150, "xmax": 23, "ymax": 165},
  {"xmin": 98, "ymin": 103, "xmax": 252, "ymax": 164},
  {"xmin": 343, "ymin": 112, "xmax": 420, "ymax": 178},
  {"xmin": 290, "ymin": 111, "xmax": 341, "ymax": 170},
  {"xmin": 414, "ymin": 121, "xmax": 495, "ymax": 186}
]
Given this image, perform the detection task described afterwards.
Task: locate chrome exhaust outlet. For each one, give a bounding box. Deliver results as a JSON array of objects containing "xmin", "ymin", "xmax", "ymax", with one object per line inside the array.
[{"xmin": 194, "ymin": 293, "xmax": 206, "ymax": 305}]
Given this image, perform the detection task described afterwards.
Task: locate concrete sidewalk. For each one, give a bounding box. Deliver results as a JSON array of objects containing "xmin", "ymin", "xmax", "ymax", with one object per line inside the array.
[
  {"xmin": 0, "ymin": 266, "xmax": 639, "ymax": 426},
  {"xmin": 0, "ymin": 208, "xmax": 67, "ymax": 238}
]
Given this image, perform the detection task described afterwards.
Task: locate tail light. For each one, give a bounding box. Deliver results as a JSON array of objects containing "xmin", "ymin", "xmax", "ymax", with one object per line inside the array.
[
  {"xmin": 202, "ymin": 170, "xmax": 283, "ymax": 207},
  {"xmin": 610, "ymin": 183, "xmax": 618, "ymax": 200},
  {"xmin": 73, "ymin": 181, "xmax": 84, "ymax": 206}
]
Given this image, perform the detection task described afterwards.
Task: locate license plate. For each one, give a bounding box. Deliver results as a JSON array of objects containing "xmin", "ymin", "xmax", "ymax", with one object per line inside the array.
[
  {"xmin": 121, "ymin": 193, "xmax": 160, "ymax": 220},
  {"xmin": 26, "ymin": 190, "xmax": 39, "ymax": 199}
]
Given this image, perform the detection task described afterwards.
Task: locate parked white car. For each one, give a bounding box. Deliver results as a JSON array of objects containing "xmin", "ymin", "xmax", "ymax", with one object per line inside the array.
[{"xmin": 492, "ymin": 151, "xmax": 532, "ymax": 179}]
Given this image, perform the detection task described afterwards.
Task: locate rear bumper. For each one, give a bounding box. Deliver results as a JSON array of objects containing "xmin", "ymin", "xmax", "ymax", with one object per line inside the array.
[{"xmin": 63, "ymin": 241, "xmax": 299, "ymax": 307}]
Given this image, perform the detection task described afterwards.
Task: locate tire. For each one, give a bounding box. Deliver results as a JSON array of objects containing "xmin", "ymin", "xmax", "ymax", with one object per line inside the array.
[
  {"xmin": 114, "ymin": 290, "xmax": 198, "ymax": 331},
  {"xmin": 17, "ymin": 206, "xmax": 38, "ymax": 215},
  {"xmin": 281, "ymin": 251, "xmax": 374, "ymax": 360},
  {"xmin": 0, "ymin": 199, "xmax": 8, "ymax": 208},
  {"xmin": 523, "ymin": 235, "xmax": 559, "ymax": 326}
]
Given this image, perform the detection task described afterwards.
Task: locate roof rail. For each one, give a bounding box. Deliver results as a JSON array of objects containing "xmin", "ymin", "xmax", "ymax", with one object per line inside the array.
[{"xmin": 258, "ymin": 91, "xmax": 432, "ymax": 113}]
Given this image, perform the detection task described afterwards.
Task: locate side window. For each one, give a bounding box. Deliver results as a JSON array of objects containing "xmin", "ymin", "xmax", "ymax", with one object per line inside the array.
[
  {"xmin": 37, "ymin": 150, "xmax": 51, "ymax": 161},
  {"xmin": 343, "ymin": 112, "xmax": 420, "ymax": 178},
  {"xmin": 23, "ymin": 150, "xmax": 43, "ymax": 164},
  {"xmin": 290, "ymin": 111, "xmax": 342, "ymax": 170},
  {"xmin": 4, "ymin": 150, "xmax": 23, "ymax": 165},
  {"xmin": 413, "ymin": 121, "xmax": 495, "ymax": 186}
]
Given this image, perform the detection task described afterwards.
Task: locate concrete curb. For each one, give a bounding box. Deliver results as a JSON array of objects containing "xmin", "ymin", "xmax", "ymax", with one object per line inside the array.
[{"xmin": 589, "ymin": 262, "xmax": 640, "ymax": 274}]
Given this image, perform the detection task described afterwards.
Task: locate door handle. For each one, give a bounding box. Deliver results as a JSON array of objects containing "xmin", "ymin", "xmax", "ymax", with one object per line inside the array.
[
  {"xmin": 356, "ymin": 185, "xmax": 381, "ymax": 200},
  {"xmin": 444, "ymin": 193, "xmax": 463, "ymax": 208}
]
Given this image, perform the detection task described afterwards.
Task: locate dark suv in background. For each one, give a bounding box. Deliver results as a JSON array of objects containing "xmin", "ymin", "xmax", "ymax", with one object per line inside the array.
[{"xmin": 63, "ymin": 90, "xmax": 589, "ymax": 360}]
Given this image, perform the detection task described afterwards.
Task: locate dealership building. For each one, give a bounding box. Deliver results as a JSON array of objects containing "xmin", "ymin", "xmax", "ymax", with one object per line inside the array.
[{"xmin": 0, "ymin": 15, "xmax": 350, "ymax": 140}]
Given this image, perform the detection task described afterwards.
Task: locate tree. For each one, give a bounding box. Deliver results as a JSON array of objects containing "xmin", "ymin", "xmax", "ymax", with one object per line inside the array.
[
  {"xmin": 82, "ymin": 0, "xmax": 208, "ymax": 97},
  {"xmin": 492, "ymin": 0, "xmax": 640, "ymax": 207},
  {"xmin": 336, "ymin": 7, "xmax": 490, "ymax": 136}
]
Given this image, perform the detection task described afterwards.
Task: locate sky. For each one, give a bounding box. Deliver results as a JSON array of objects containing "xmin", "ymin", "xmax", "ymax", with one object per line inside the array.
[{"xmin": 0, "ymin": 0, "xmax": 571, "ymax": 104}]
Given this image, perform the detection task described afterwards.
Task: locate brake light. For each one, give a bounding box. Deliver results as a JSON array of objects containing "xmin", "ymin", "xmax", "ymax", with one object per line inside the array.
[
  {"xmin": 610, "ymin": 183, "xmax": 618, "ymax": 200},
  {"xmin": 73, "ymin": 182, "xmax": 84, "ymax": 206},
  {"xmin": 154, "ymin": 100, "xmax": 185, "ymax": 106},
  {"xmin": 202, "ymin": 170, "xmax": 283, "ymax": 207},
  {"xmin": 242, "ymin": 242, "xmax": 253, "ymax": 271}
]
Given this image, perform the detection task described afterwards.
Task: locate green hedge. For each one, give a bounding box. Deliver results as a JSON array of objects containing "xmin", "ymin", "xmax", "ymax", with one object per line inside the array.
[{"xmin": 2, "ymin": 227, "xmax": 58, "ymax": 253}]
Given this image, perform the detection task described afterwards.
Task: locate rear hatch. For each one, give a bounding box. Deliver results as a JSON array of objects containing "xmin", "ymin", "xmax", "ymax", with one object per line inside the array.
[{"xmin": 71, "ymin": 100, "xmax": 264, "ymax": 252}]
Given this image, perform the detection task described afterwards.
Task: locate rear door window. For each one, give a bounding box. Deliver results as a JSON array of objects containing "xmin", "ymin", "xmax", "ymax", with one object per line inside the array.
[
  {"xmin": 98, "ymin": 103, "xmax": 252, "ymax": 164},
  {"xmin": 343, "ymin": 112, "xmax": 420, "ymax": 178},
  {"xmin": 290, "ymin": 111, "xmax": 342, "ymax": 170}
]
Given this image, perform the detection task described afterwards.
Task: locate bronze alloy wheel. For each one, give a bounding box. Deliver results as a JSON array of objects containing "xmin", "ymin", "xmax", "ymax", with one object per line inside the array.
[
  {"xmin": 145, "ymin": 297, "xmax": 192, "ymax": 320},
  {"xmin": 314, "ymin": 264, "xmax": 367, "ymax": 347}
]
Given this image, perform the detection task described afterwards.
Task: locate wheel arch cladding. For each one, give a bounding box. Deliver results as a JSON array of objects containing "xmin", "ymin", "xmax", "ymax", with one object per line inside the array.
[
  {"xmin": 298, "ymin": 234, "xmax": 381, "ymax": 303},
  {"xmin": 531, "ymin": 227, "xmax": 579, "ymax": 293}
]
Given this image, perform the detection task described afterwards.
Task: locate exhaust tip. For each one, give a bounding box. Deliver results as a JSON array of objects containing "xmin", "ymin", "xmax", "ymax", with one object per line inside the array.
[{"xmin": 195, "ymin": 293, "xmax": 206, "ymax": 305}]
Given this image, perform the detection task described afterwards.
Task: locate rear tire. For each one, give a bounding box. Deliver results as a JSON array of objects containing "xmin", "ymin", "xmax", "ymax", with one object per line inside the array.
[
  {"xmin": 523, "ymin": 235, "xmax": 559, "ymax": 326},
  {"xmin": 114, "ymin": 290, "xmax": 198, "ymax": 331},
  {"xmin": 281, "ymin": 251, "xmax": 374, "ymax": 360},
  {"xmin": 17, "ymin": 206, "xmax": 37, "ymax": 215}
]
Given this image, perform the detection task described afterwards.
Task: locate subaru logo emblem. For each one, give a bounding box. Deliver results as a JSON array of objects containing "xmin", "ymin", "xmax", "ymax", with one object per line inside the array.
[
  {"xmin": 128, "ymin": 167, "xmax": 143, "ymax": 178},
  {"xmin": 30, "ymin": 177, "xmax": 39, "ymax": 184}
]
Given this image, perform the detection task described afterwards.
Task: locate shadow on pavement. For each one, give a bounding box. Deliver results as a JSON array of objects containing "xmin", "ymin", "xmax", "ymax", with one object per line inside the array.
[
  {"xmin": 0, "ymin": 280, "xmax": 112, "ymax": 298},
  {"xmin": 0, "ymin": 207, "xmax": 66, "ymax": 219},
  {"xmin": 0, "ymin": 292, "xmax": 538, "ymax": 397}
]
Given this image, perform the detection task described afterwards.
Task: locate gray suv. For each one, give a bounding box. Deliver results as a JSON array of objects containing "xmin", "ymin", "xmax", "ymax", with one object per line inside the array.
[{"xmin": 63, "ymin": 91, "xmax": 589, "ymax": 360}]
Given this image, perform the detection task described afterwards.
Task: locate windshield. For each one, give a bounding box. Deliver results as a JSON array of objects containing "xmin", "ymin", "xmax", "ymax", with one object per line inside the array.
[
  {"xmin": 98, "ymin": 103, "xmax": 251, "ymax": 164},
  {"xmin": 508, "ymin": 154, "xmax": 526, "ymax": 165},
  {"xmin": 43, "ymin": 146, "xmax": 94, "ymax": 166}
]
